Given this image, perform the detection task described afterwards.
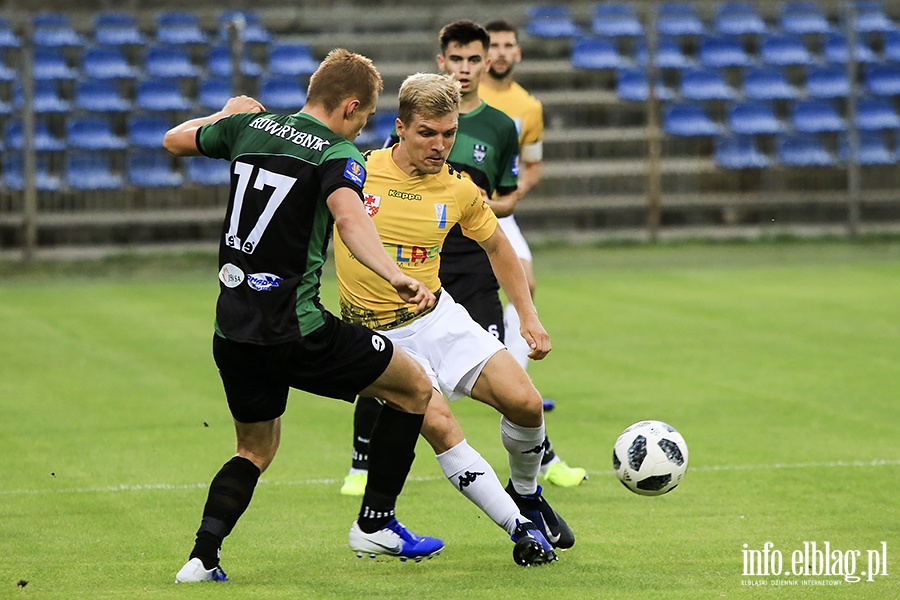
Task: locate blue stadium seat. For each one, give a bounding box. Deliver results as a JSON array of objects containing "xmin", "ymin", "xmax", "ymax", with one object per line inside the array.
[
  {"xmin": 4, "ymin": 119, "xmax": 65, "ymax": 151},
  {"xmin": 372, "ymin": 112, "xmax": 399, "ymax": 146},
  {"xmin": 713, "ymin": 2, "xmax": 768, "ymax": 36},
  {"xmin": 2, "ymin": 154, "xmax": 62, "ymax": 191},
  {"xmin": 0, "ymin": 55, "xmax": 14, "ymax": 82},
  {"xmin": 655, "ymin": 3, "xmax": 705, "ymax": 37},
  {"xmin": 0, "ymin": 17, "xmax": 21, "ymax": 49},
  {"xmin": 127, "ymin": 151, "xmax": 184, "ymax": 187},
  {"xmin": 66, "ymin": 116, "xmax": 128, "ymax": 151},
  {"xmin": 726, "ymin": 101, "xmax": 783, "ymax": 135},
  {"xmin": 198, "ymin": 79, "xmax": 233, "ymax": 112},
  {"xmin": 74, "ymin": 80, "xmax": 131, "ymax": 113},
  {"xmin": 571, "ymin": 38, "xmax": 629, "ymax": 70},
  {"xmin": 714, "ymin": 136, "xmax": 772, "ymax": 169},
  {"xmin": 792, "ymin": 100, "xmax": 846, "ymax": 133},
  {"xmin": 760, "ymin": 34, "xmax": 815, "ymax": 66},
  {"xmin": 616, "ymin": 69, "xmax": 674, "ymax": 101},
  {"xmin": 848, "ymin": 1, "xmax": 895, "ymax": 34},
  {"xmin": 82, "ymin": 46, "xmax": 140, "ymax": 80},
  {"xmin": 635, "ymin": 38, "xmax": 694, "ymax": 69},
  {"xmin": 14, "ymin": 82, "xmax": 72, "ymax": 114},
  {"xmin": 218, "ymin": 10, "xmax": 272, "ymax": 44},
  {"xmin": 679, "ymin": 68, "xmax": 735, "ymax": 101},
  {"xmin": 805, "ymin": 66, "xmax": 850, "ymax": 99},
  {"xmin": 65, "ymin": 153, "xmax": 123, "ymax": 190},
  {"xmin": 592, "ymin": 3, "xmax": 643, "ymax": 37},
  {"xmin": 882, "ymin": 31, "xmax": 900, "ymax": 63},
  {"xmin": 743, "ymin": 67, "xmax": 799, "ymax": 100},
  {"xmin": 856, "ymin": 98, "xmax": 900, "ymax": 130},
  {"xmin": 823, "ymin": 34, "xmax": 878, "ymax": 65},
  {"xmin": 94, "ymin": 13, "xmax": 145, "ymax": 46},
  {"xmin": 128, "ymin": 116, "xmax": 172, "ymax": 149},
  {"xmin": 206, "ymin": 45, "xmax": 263, "ymax": 78},
  {"xmin": 186, "ymin": 155, "xmax": 231, "ymax": 185},
  {"xmin": 32, "ymin": 13, "xmax": 82, "ymax": 47},
  {"xmin": 779, "ymin": 2, "xmax": 832, "ymax": 35},
  {"xmin": 839, "ymin": 131, "xmax": 895, "ymax": 165},
  {"xmin": 33, "ymin": 47, "xmax": 77, "ymax": 81},
  {"xmin": 526, "ymin": 6, "xmax": 581, "ymax": 38},
  {"xmin": 777, "ymin": 134, "xmax": 835, "ymax": 166},
  {"xmin": 698, "ymin": 36, "xmax": 752, "ymax": 68},
  {"xmin": 135, "ymin": 79, "xmax": 193, "ymax": 112},
  {"xmin": 865, "ymin": 65, "xmax": 900, "ymax": 96},
  {"xmin": 259, "ymin": 76, "xmax": 308, "ymax": 111},
  {"xmin": 267, "ymin": 43, "xmax": 319, "ymax": 77},
  {"xmin": 155, "ymin": 11, "xmax": 207, "ymax": 45},
  {"xmin": 662, "ymin": 104, "xmax": 721, "ymax": 136},
  {"xmin": 145, "ymin": 46, "xmax": 200, "ymax": 79}
]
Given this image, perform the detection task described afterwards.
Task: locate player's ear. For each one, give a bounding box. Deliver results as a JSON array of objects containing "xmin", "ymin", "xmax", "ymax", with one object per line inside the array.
[{"xmin": 344, "ymin": 98, "xmax": 361, "ymax": 119}]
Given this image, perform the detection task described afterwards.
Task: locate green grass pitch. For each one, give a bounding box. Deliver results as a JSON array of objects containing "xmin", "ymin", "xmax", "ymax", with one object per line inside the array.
[{"xmin": 1, "ymin": 239, "xmax": 898, "ymax": 598}]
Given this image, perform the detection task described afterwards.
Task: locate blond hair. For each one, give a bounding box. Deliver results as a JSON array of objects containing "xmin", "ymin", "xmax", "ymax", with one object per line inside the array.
[
  {"xmin": 397, "ymin": 73, "xmax": 461, "ymax": 125},
  {"xmin": 307, "ymin": 48, "xmax": 383, "ymax": 113}
]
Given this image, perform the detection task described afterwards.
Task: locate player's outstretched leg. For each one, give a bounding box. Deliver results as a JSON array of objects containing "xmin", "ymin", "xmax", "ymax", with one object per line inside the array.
[
  {"xmin": 505, "ymin": 481, "xmax": 575, "ymax": 550},
  {"xmin": 349, "ymin": 519, "xmax": 444, "ymax": 562}
]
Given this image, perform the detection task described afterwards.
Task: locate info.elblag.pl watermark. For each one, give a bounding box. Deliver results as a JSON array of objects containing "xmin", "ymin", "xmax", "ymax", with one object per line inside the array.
[{"xmin": 741, "ymin": 541, "xmax": 889, "ymax": 586}]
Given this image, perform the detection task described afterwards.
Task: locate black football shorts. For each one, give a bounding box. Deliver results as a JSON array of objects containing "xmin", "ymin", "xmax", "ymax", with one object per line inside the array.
[{"xmin": 213, "ymin": 311, "xmax": 394, "ymax": 423}]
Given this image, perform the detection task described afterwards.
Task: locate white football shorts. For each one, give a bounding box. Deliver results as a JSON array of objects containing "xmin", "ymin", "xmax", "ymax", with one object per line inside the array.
[
  {"xmin": 497, "ymin": 215, "xmax": 532, "ymax": 262},
  {"xmin": 379, "ymin": 289, "xmax": 505, "ymax": 400}
]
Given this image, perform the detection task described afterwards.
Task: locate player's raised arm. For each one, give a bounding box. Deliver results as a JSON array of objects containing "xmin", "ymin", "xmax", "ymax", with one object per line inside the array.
[
  {"xmin": 163, "ymin": 96, "xmax": 265, "ymax": 157},
  {"xmin": 477, "ymin": 226, "xmax": 550, "ymax": 359},
  {"xmin": 327, "ymin": 187, "xmax": 435, "ymax": 312}
]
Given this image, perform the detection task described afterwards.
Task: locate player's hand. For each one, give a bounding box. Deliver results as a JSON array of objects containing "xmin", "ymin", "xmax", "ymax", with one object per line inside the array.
[
  {"xmin": 222, "ymin": 95, "xmax": 265, "ymax": 116},
  {"xmin": 390, "ymin": 275, "xmax": 436, "ymax": 313},
  {"xmin": 520, "ymin": 313, "xmax": 551, "ymax": 360}
]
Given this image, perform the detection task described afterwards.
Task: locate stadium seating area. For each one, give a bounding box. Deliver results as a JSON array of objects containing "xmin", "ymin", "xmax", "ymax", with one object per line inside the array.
[
  {"xmin": 558, "ymin": 1, "xmax": 900, "ymax": 169},
  {"xmin": 4, "ymin": 1, "xmax": 900, "ymax": 256},
  {"xmin": 0, "ymin": 9, "xmax": 388, "ymax": 192}
]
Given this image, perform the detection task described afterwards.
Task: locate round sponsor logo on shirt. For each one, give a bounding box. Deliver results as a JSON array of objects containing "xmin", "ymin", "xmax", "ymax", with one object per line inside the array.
[{"xmin": 218, "ymin": 263, "xmax": 245, "ymax": 288}]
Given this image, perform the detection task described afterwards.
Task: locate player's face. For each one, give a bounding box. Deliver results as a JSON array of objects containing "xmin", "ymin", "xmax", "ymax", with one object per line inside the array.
[
  {"xmin": 488, "ymin": 31, "xmax": 520, "ymax": 79},
  {"xmin": 437, "ymin": 41, "xmax": 490, "ymax": 95},
  {"xmin": 396, "ymin": 111, "xmax": 459, "ymax": 176}
]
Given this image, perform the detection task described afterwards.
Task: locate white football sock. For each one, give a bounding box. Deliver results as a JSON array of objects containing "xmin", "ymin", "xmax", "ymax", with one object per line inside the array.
[
  {"xmin": 436, "ymin": 440, "xmax": 524, "ymax": 534},
  {"xmin": 503, "ymin": 303, "xmax": 531, "ymax": 370},
  {"xmin": 500, "ymin": 416, "xmax": 545, "ymax": 496}
]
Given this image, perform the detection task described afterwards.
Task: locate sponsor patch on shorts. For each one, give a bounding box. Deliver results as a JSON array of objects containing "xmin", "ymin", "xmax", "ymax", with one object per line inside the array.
[{"xmin": 343, "ymin": 157, "xmax": 366, "ymax": 187}]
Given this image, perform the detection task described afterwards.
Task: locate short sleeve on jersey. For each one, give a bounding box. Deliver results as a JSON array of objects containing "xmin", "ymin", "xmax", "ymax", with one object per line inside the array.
[{"xmin": 197, "ymin": 113, "xmax": 251, "ymax": 160}]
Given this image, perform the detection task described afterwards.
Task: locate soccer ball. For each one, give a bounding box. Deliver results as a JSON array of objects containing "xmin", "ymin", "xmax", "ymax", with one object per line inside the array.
[{"xmin": 612, "ymin": 420, "xmax": 688, "ymax": 496}]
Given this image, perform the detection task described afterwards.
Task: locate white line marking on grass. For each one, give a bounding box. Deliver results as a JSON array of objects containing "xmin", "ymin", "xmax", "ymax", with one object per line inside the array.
[{"xmin": 3, "ymin": 459, "xmax": 898, "ymax": 497}]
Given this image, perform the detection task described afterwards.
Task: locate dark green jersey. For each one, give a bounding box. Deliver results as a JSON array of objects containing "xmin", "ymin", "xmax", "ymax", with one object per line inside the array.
[
  {"xmin": 440, "ymin": 101, "xmax": 519, "ymax": 275},
  {"xmin": 198, "ymin": 111, "xmax": 367, "ymax": 343}
]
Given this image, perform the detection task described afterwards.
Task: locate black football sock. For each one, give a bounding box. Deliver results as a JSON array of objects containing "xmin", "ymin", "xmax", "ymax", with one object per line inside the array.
[
  {"xmin": 540, "ymin": 436, "xmax": 557, "ymax": 467},
  {"xmin": 190, "ymin": 456, "xmax": 261, "ymax": 569},
  {"xmin": 352, "ymin": 396, "xmax": 382, "ymax": 470},
  {"xmin": 358, "ymin": 405, "xmax": 424, "ymax": 533}
]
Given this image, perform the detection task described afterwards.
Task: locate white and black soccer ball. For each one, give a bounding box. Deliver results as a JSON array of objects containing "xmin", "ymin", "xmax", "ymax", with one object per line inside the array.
[{"xmin": 613, "ymin": 420, "xmax": 688, "ymax": 496}]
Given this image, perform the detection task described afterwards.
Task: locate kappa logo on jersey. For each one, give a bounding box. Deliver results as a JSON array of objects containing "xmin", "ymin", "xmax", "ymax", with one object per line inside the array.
[
  {"xmin": 473, "ymin": 143, "xmax": 487, "ymax": 164},
  {"xmin": 511, "ymin": 154, "xmax": 520, "ymax": 177},
  {"xmin": 246, "ymin": 272, "xmax": 283, "ymax": 292},
  {"xmin": 218, "ymin": 263, "xmax": 245, "ymax": 288},
  {"xmin": 435, "ymin": 203, "xmax": 447, "ymax": 229},
  {"xmin": 364, "ymin": 194, "xmax": 381, "ymax": 217},
  {"xmin": 343, "ymin": 157, "xmax": 366, "ymax": 186}
]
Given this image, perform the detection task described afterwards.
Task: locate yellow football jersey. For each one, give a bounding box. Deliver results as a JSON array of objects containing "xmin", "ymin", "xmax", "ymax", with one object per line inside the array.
[
  {"xmin": 335, "ymin": 147, "xmax": 498, "ymax": 329},
  {"xmin": 480, "ymin": 81, "xmax": 544, "ymax": 162}
]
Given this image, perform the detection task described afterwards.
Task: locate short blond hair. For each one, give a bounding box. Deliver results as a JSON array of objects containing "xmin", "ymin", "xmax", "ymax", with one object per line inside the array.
[
  {"xmin": 397, "ymin": 73, "xmax": 461, "ymax": 125},
  {"xmin": 307, "ymin": 48, "xmax": 383, "ymax": 113}
]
